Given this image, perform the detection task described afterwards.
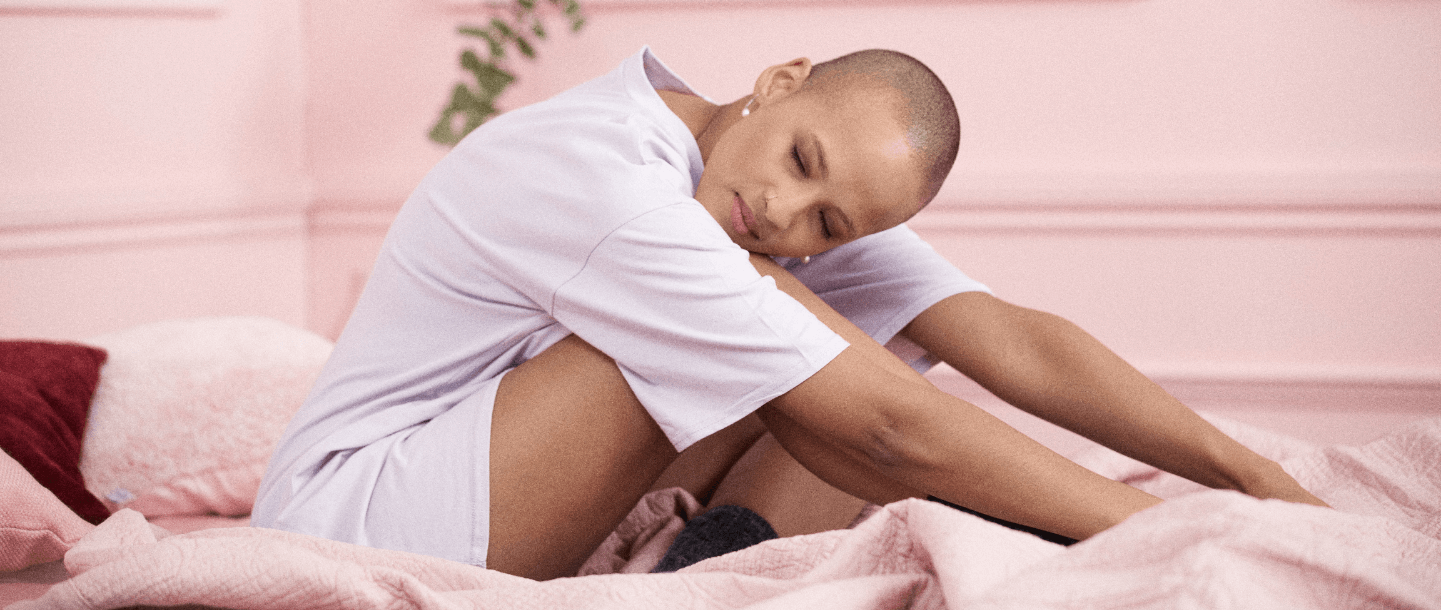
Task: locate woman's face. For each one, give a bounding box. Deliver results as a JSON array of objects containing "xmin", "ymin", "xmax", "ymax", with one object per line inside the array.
[{"xmin": 694, "ymin": 87, "xmax": 927, "ymax": 259}]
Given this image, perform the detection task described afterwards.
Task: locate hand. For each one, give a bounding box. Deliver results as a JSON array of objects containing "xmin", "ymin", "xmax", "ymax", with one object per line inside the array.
[{"xmin": 1236, "ymin": 459, "xmax": 1330, "ymax": 508}]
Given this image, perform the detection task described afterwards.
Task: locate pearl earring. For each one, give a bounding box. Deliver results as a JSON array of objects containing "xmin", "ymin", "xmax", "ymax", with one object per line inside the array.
[
  {"xmin": 802, "ymin": 256, "xmax": 811, "ymax": 264},
  {"xmin": 741, "ymin": 96, "xmax": 759, "ymax": 117}
]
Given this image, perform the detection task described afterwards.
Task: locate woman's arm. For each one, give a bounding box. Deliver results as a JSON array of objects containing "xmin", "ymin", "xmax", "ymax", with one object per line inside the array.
[
  {"xmin": 749, "ymin": 254, "xmax": 1163, "ymax": 541},
  {"xmin": 900, "ymin": 292, "xmax": 1326, "ymax": 507}
]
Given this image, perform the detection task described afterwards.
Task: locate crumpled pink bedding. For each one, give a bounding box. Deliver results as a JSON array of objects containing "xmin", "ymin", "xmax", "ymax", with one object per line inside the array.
[{"xmin": 9, "ymin": 417, "xmax": 1441, "ymax": 610}]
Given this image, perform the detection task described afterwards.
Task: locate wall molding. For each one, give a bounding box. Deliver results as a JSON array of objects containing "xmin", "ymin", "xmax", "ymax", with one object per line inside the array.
[
  {"xmin": 11, "ymin": 192, "xmax": 1429, "ymax": 253},
  {"xmin": 311, "ymin": 203, "xmax": 1441, "ymax": 236},
  {"xmin": 918, "ymin": 168, "xmax": 1439, "ymax": 235},
  {"xmin": 0, "ymin": 208, "xmax": 307, "ymax": 256},
  {"xmin": 910, "ymin": 203, "xmax": 1441, "ymax": 235},
  {"xmin": 308, "ymin": 202, "xmax": 404, "ymax": 233},
  {"xmin": 936, "ymin": 167, "xmax": 1441, "ymax": 205},
  {"xmin": 927, "ymin": 362, "xmax": 1441, "ymax": 414},
  {"xmin": 926, "ymin": 364, "xmax": 1440, "ymax": 450},
  {"xmin": 0, "ymin": 0, "xmax": 220, "ymax": 11},
  {"xmin": 304, "ymin": 191, "xmax": 1441, "ymax": 238}
]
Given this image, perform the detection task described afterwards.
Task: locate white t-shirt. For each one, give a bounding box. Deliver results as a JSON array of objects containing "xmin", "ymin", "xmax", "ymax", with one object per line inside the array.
[{"xmin": 252, "ymin": 47, "xmax": 988, "ymax": 561}]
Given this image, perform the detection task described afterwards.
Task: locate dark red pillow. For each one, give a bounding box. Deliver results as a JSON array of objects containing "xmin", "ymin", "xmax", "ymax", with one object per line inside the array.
[{"xmin": 0, "ymin": 341, "xmax": 111, "ymax": 524}]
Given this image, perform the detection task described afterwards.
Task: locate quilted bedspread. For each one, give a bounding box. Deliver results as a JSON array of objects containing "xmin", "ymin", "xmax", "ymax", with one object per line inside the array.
[{"xmin": 9, "ymin": 417, "xmax": 1441, "ymax": 610}]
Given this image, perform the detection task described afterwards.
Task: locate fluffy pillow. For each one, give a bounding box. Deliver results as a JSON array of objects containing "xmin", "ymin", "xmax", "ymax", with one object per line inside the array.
[
  {"xmin": 0, "ymin": 449, "xmax": 95, "ymax": 571},
  {"xmin": 0, "ymin": 341, "xmax": 111, "ymax": 524},
  {"xmin": 79, "ymin": 317, "xmax": 332, "ymax": 517}
]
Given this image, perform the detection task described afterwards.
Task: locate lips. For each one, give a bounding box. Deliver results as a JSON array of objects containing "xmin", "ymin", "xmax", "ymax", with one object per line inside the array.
[{"xmin": 731, "ymin": 194, "xmax": 759, "ymax": 239}]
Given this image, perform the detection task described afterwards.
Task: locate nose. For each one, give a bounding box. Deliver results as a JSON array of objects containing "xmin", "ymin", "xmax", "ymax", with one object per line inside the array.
[{"xmin": 762, "ymin": 187, "xmax": 817, "ymax": 233}]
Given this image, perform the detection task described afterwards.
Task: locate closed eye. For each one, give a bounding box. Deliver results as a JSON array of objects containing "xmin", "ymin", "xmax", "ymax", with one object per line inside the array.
[
  {"xmin": 819, "ymin": 210, "xmax": 833, "ymax": 239},
  {"xmin": 791, "ymin": 145, "xmax": 806, "ymax": 176}
]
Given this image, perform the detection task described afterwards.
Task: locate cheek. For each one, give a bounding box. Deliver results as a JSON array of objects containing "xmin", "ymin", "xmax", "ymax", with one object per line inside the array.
[{"xmin": 716, "ymin": 121, "xmax": 776, "ymax": 171}]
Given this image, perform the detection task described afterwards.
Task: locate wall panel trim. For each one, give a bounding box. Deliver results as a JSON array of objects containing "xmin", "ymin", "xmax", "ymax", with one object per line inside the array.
[
  {"xmin": 937, "ymin": 167, "xmax": 1441, "ymax": 205},
  {"xmin": 0, "ymin": 0, "xmax": 219, "ymax": 9},
  {"xmin": 304, "ymin": 198, "xmax": 1441, "ymax": 237},
  {"xmin": 308, "ymin": 203, "xmax": 404, "ymax": 233},
  {"xmin": 0, "ymin": 209, "xmax": 307, "ymax": 256},
  {"xmin": 927, "ymin": 363, "xmax": 1441, "ymax": 416},
  {"xmin": 912, "ymin": 202, "xmax": 1441, "ymax": 235}
]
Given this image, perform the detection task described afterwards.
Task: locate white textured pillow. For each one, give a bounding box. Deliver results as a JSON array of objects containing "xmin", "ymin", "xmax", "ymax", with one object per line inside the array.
[{"xmin": 79, "ymin": 317, "xmax": 332, "ymax": 517}]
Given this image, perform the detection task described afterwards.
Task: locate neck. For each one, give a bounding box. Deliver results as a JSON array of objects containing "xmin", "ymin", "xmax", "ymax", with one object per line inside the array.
[{"xmin": 657, "ymin": 90, "xmax": 746, "ymax": 164}]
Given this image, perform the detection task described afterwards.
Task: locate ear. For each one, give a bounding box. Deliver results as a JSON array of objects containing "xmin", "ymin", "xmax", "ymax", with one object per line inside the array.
[{"xmin": 751, "ymin": 58, "xmax": 813, "ymax": 108}]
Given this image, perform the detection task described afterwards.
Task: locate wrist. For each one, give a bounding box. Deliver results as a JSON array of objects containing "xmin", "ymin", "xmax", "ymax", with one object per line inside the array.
[
  {"xmin": 1226, "ymin": 455, "xmax": 1288, "ymax": 495},
  {"xmin": 1216, "ymin": 451, "xmax": 1330, "ymax": 507},
  {"xmin": 1194, "ymin": 437, "xmax": 1279, "ymax": 493}
]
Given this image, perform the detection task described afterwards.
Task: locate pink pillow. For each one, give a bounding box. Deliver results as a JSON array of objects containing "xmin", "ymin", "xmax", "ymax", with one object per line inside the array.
[
  {"xmin": 78, "ymin": 317, "xmax": 332, "ymax": 517},
  {"xmin": 0, "ymin": 449, "xmax": 94, "ymax": 571}
]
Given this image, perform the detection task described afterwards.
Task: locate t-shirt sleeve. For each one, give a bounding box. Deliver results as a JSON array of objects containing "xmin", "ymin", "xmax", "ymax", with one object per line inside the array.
[
  {"xmin": 551, "ymin": 204, "xmax": 850, "ymax": 451},
  {"xmin": 780, "ymin": 224, "xmax": 991, "ymax": 373}
]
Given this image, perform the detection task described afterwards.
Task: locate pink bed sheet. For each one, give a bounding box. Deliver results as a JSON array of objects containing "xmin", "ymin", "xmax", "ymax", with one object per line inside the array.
[
  {"xmin": 0, "ymin": 515, "xmax": 248, "ymax": 606},
  {"xmin": 7, "ymin": 417, "xmax": 1441, "ymax": 610}
]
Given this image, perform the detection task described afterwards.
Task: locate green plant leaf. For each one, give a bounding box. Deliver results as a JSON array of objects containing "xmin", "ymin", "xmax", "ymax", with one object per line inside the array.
[
  {"xmin": 490, "ymin": 18, "xmax": 516, "ymax": 41},
  {"xmin": 459, "ymin": 27, "xmax": 505, "ymax": 58},
  {"xmin": 472, "ymin": 61, "xmax": 516, "ymax": 95},
  {"xmin": 460, "ymin": 49, "xmax": 484, "ymax": 77},
  {"xmin": 449, "ymin": 82, "xmax": 484, "ymax": 112},
  {"xmin": 429, "ymin": 113, "xmax": 459, "ymax": 145},
  {"xmin": 432, "ymin": 0, "xmax": 586, "ymax": 146},
  {"xmin": 431, "ymin": 83, "xmax": 496, "ymax": 144}
]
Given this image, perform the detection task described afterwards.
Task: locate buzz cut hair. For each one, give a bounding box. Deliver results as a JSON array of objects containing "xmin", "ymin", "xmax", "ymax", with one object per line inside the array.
[{"xmin": 801, "ymin": 49, "xmax": 961, "ymax": 207}]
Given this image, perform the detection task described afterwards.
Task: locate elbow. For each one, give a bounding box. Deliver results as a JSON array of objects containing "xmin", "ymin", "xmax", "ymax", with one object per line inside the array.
[{"xmin": 851, "ymin": 394, "xmax": 940, "ymax": 478}]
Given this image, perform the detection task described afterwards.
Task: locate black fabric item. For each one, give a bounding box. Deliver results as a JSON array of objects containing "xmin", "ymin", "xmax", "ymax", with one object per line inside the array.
[
  {"xmin": 651, "ymin": 505, "xmax": 779, "ymax": 573},
  {"xmin": 927, "ymin": 496, "xmax": 1078, "ymax": 546}
]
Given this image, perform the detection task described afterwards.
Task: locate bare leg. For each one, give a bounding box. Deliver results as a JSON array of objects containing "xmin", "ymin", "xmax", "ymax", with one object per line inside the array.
[
  {"xmin": 705, "ymin": 432, "xmax": 869, "ymax": 538},
  {"xmin": 487, "ymin": 334, "xmax": 678, "ymax": 580},
  {"xmin": 649, "ymin": 414, "xmax": 767, "ymax": 505}
]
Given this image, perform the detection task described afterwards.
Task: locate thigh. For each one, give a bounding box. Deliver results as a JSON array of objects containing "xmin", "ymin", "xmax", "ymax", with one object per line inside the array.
[
  {"xmin": 487, "ymin": 334, "xmax": 679, "ymax": 580},
  {"xmin": 704, "ymin": 431, "xmax": 869, "ymax": 538},
  {"xmin": 756, "ymin": 405, "xmax": 923, "ymax": 507},
  {"xmin": 648, "ymin": 413, "xmax": 768, "ymax": 505}
]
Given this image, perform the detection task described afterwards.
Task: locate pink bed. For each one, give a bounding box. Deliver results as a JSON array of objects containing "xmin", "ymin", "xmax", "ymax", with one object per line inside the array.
[{"xmin": 3, "ymin": 318, "xmax": 1439, "ymax": 609}]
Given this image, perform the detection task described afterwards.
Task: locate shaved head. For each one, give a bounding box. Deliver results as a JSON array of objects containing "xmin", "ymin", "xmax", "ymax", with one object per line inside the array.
[{"xmin": 800, "ymin": 50, "xmax": 960, "ymax": 206}]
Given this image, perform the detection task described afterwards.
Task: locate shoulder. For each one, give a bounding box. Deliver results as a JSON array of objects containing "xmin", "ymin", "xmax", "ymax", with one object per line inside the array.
[{"xmin": 429, "ymin": 92, "xmax": 697, "ymax": 219}]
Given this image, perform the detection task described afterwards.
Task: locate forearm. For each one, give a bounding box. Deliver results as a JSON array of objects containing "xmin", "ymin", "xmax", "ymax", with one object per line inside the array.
[
  {"xmin": 748, "ymin": 255, "xmax": 1161, "ymax": 539},
  {"xmin": 763, "ymin": 362, "xmax": 1162, "ymax": 541},
  {"xmin": 903, "ymin": 294, "xmax": 1324, "ymax": 504}
]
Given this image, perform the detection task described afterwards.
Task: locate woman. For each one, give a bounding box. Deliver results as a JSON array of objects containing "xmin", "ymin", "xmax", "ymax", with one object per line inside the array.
[{"xmin": 253, "ymin": 46, "xmax": 1325, "ymax": 581}]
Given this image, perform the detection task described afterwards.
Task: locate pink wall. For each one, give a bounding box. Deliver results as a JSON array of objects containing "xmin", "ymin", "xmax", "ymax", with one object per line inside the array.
[
  {"xmin": 303, "ymin": 0, "xmax": 1440, "ymax": 441},
  {"xmin": 3, "ymin": 0, "xmax": 1438, "ymax": 441},
  {"xmin": 0, "ymin": 0, "xmax": 309, "ymax": 339},
  {"xmin": 305, "ymin": 0, "xmax": 1441, "ymax": 206}
]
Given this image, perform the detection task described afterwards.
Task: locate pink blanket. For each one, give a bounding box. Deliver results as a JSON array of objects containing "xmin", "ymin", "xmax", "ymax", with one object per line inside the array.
[{"xmin": 10, "ymin": 418, "xmax": 1441, "ymax": 610}]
